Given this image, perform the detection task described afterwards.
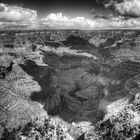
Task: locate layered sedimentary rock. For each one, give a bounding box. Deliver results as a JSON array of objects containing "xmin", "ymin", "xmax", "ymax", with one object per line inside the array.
[
  {"xmin": 0, "ymin": 63, "xmax": 47, "ymax": 137},
  {"xmin": 1, "ymin": 30, "xmax": 140, "ymax": 139}
]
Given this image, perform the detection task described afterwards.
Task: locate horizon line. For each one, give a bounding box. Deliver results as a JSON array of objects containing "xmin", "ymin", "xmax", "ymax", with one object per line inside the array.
[{"xmin": 0, "ymin": 27, "xmax": 140, "ymax": 31}]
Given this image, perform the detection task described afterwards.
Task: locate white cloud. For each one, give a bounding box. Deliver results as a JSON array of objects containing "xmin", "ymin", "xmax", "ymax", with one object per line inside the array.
[
  {"xmin": 115, "ymin": 0, "xmax": 140, "ymax": 17},
  {"xmin": 0, "ymin": 3, "xmax": 140, "ymax": 29},
  {"xmin": 40, "ymin": 13, "xmax": 96, "ymax": 29},
  {"xmin": 39, "ymin": 12, "xmax": 140, "ymax": 29},
  {"xmin": 0, "ymin": 3, "xmax": 37, "ymax": 22},
  {"xmin": 102, "ymin": 0, "xmax": 140, "ymax": 17}
]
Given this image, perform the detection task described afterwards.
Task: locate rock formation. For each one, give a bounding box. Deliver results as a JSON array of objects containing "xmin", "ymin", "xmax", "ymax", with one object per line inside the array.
[{"xmin": 0, "ymin": 30, "xmax": 140, "ymax": 139}]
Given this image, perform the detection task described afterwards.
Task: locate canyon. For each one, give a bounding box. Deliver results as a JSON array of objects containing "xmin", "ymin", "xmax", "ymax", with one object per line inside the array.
[{"xmin": 0, "ymin": 30, "xmax": 140, "ymax": 139}]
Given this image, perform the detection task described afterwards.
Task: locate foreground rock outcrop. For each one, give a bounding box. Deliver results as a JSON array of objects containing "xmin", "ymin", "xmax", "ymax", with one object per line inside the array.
[
  {"xmin": 85, "ymin": 100, "xmax": 140, "ymax": 140},
  {"xmin": 1, "ymin": 117, "xmax": 73, "ymax": 140}
]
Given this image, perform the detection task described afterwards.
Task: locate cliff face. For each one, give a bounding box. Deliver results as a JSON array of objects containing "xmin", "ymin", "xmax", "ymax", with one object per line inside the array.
[
  {"xmin": 0, "ymin": 63, "xmax": 48, "ymax": 137},
  {"xmin": 1, "ymin": 30, "xmax": 140, "ymax": 139},
  {"xmin": 20, "ymin": 57, "xmax": 104, "ymax": 123}
]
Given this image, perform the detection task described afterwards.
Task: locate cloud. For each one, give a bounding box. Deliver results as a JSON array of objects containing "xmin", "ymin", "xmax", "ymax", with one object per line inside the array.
[
  {"xmin": 0, "ymin": 4, "xmax": 5, "ymax": 12},
  {"xmin": 97, "ymin": 0, "xmax": 140, "ymax": 17},
  {"xmin": 40, "ymin": 13, "xmax": 96, "ymax": 29},
  {"xmin": 0, "ymin": 3, "xmax": 140, "ymax": 29},
  {"xmin": 35, "ymin": 12, "xmax": 140, "ymax": 29},
  {"xmin": 116, "ymin": 0, "xmax": 140, "ymax": 17},
  {"xmin": 40, "ymin": 12, "xmax": 140, "ymax": 29},
  {"xmin": 0, "ymin": 3, "xmax": 37, "ymax": 22},
  {"xmin": 91, "ymin": 9, "xmax": 109, "ymax": 19},
  {"xmin": 91, "ymin": 6, "xmax": 118, "ymax": 19}
]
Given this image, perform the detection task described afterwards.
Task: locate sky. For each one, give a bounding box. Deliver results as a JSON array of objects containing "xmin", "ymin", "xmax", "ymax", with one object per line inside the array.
[
  {"xmin": 0, "ymin": 0, "xmax": 140, "ymax": 29},
  {"xmin": 0, "ymin": 0, "xmax": 101, "ymax": 17}
]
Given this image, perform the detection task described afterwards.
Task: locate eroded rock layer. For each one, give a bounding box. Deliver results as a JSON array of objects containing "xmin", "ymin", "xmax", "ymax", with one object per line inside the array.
[{"xmin": 1, "ymin": 30, "xmax": 140, "ymax": 139}]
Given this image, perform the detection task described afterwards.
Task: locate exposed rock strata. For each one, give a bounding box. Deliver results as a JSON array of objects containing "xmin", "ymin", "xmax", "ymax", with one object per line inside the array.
[
  {"xmin": 0, "ymin": 63, "xmax": 47, "ymax": 136},
  {"xmin": 1, "ymin": 30, "xmax": 140, "ymax": 139}
]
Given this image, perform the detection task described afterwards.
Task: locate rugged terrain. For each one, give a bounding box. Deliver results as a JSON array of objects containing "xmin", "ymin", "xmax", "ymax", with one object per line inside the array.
[{"xmin": 0, "ymin": 29, "xmax": 140, "ymax": 139}]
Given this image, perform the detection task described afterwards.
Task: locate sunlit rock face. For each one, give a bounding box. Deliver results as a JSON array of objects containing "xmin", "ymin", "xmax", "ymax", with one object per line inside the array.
[
  {"xmin": 0, "ymin": 63, "xmax": 47, "ymax": 133},
  {"xmin": 1, "ymin": 30, "xmax": 140, "ymax": 139}
]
